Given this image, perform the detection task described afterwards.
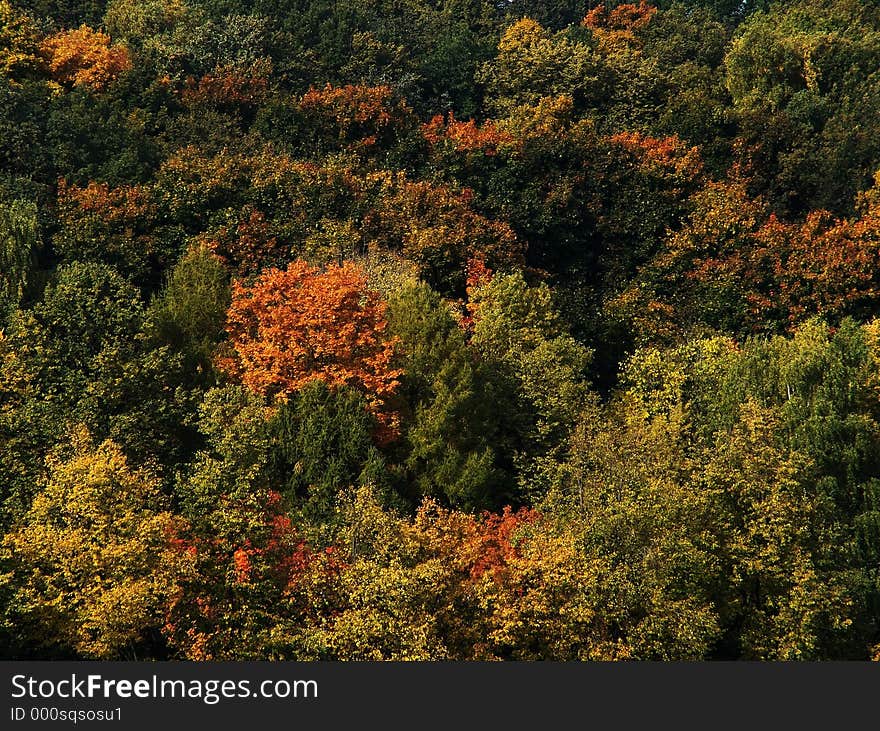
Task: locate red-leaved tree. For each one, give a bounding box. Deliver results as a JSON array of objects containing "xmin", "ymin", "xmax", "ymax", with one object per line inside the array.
[{"xmin": 221, "ymin": 260, "xmax": 401, "ymax": 433}]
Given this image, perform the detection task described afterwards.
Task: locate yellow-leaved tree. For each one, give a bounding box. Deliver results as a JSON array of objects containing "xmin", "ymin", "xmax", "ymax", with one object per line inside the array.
[
  {"xmin": 1, "ymin": 429, "xmax": 191, "ymax": 658},
  {"xmin": 39, "ymin": 25, "xmax": 131, "ymax": 91}
]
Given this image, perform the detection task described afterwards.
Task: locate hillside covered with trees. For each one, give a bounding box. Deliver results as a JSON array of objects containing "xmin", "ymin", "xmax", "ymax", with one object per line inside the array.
[{"xmin": 1, "ymin": 0, "xmax": 879, "ymax": 660}]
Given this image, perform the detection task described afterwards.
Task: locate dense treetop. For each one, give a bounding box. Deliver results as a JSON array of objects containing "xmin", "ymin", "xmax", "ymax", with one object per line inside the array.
[{"xmin": 0, "ymin": 0, "xmax": 879, "ymax": 660}]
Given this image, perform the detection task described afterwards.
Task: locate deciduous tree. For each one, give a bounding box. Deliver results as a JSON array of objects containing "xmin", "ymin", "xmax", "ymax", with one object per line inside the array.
[
  {"xmin": 1, "ymin": 430, "xmax": 190, "ymax": 658},
  {"xmin": 221, "ymin": 260, "xmax": 401, "ymax": 435},
  {"xmin": 40, "ymin": 25, "xmax": 132, "ymax": 91}
]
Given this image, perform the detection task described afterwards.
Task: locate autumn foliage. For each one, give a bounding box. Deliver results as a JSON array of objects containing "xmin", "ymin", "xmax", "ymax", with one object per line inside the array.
[
  {"xmin": 720, "ymin": 206, "xmax": 880, "ymax": 328},
  {"xmin": 181, "ymin": 61, "xmax": 272, "ymax": 110},
  {"xmin": 299, "ymin": 83, "xmax": 414, "ymax": 149},
  {"xmin": 53, "ymin": 178, "xmax": 168, "ymax": 282},
  {"xmin": 1, "ymin": 432, "xmax": 190, "ymax": 659},
  {"xmin": 221, "ymin": 261, "xmax": 401, "ymax": 415},
  {"xmin": 617, "ymin": 177, "xmax": 880, "ymax": 338},
  {"xmin": 609, "ymin": 131, "xmax": 703, "ymax": 178},
  {"xmin": 367, "ymin": 174, "xmax": 524, "ymax": 292},
  {"xmin": 582, "ymin": 1, "xmax": 657, "ymax": 48},
  {"xmin": 39, "ymin": 26, "xmax": 131, "ymax": 90},
  {"xmin": 201, "ymin": 206, "xmax": 284, "ymax": 277},
  {"xmin": 5, "ymin": 0, "xmax": 880, "ymax": 666},
  {"xmin": 423, "ymin": 112, "xmax": 514, "ymax": 156},
  {"xmin": 57, "ymin": 178, "xmax": 155, "ymax": 224},
  {"xmin": 163, "ymin": 490, "xmax": 342, "ymax": 661},
  {"xmin": 583, "ymin": 1, "xmax": 657, "ymax": 31}
]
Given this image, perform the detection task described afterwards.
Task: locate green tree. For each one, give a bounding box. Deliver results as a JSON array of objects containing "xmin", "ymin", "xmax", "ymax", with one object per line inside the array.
[
  {"xmin": 103, "ymin": 0, "xmax": 187, "ymax": 48},
  {"xmin": 544, "ymin": 396, "xmax": 721, "ymax": 660},
  {"xmin": 167, "ymin": 384, "xmax": 341, "ymax": 660},
  {"xmin": 0, "ymin": 262, "xmax": 197, "ymax": 520},
  {"xmin": 0, "ymin": 199, "xmax": 38, "ymax": 318},
  {"xmin": 387, "ymin": 282, "xmax": 512, "ymax": 509},
  {"xmin": 476, "ymin": 18, "xmax": 603, "ymax": 116},
  {"xmin": 700, "ymin": 402, "xmax": 855, "ymax": 659},
  {"xmin": 19, "ymin": 0, "xmax": 107, "ymax": 27},
  {"xmin": 0, "ymin": 1, "xmax": 42, "ymax": 82},
  {"xmin": 267, "ymin": 381, "xmax": 389, "ymax": 527},
  {"xmin": 147, "ymin": 243, "xmax": 230, "ymax": 373},
  {"xmin": 613, "ymin": 320, "xmax": 880, "ymax": 657},
  {"xmin": 724, "ymin": 0, "xmax": 880, "ymax": 215},
  {"xmin": 468, "ymin": 271, "xmax": 592, "ymax": 498}
]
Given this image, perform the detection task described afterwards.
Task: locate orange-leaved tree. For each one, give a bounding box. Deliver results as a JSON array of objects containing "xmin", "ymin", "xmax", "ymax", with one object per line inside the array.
[
  {"xmin": 298, "ymin": 83, "xmax": 415, "ymax": 151},
  {"xmin": 180, "ymin": 59, "xmax": 273, "ymax": 111},
  {"xmin": 221, "ymin": 260, "xmax": 401, "ymax": 432},
  {"xmin": 422, "ymin": 112, "xmax": 515, "ymax": 156},
  {"xmin": 582, "ymin": 1, "xmax": 657, "ymax": 49},
  {"xmin": 39, "ymin": 25, "xmax": 131, "ymax": 91}
]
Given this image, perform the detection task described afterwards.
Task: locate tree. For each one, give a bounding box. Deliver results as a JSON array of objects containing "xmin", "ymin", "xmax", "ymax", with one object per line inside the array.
[
  {"xmin": 167, "ymin": 385, "xmax": 341, "ymax": 660},
  {"xmin": 0, "ymin": 78, "xmax": 52, "ymax": 184},
  {"xmin": 468, "ymin": 271, "xmax": 593, "ymax": 497},
  {"xmin": 0, "ymin": 0, "xmax": 42, "ymax": 82},
  {"xmin": 147, "ymin": 244, "xmax": 230, "ymax": 373},
  {"xmin": 386, "ymin": 282, "xmax": 512, "ymax": 509},
  {"xmin": 1, "ymin": 430, "xmax": 190, "ymax": 658},
  {"xmin": 297, "ymin": 83, "xmax": 416, "ymax": 154},
  {"xmin": 314, "ymin": 485, "xmax": 652, "ymax": 660},
  {"xmin": 266, "ymin": 381, "xmax": 389, "ymax": 526},
  {"xmin": 700, "ymin": 402, "xmax": 855, "ymax": 659},
  {"xmin": 476, "ymin": 18, "xmax": 603, "ymax": 116},
  {"xmin": 466, "ymin": 506, "xmax": 625, "ymax": 660},
  {"xmin": 611, "ymin": 174, "xmax": 880, "ymax": 340},
  {"xmin": 609, "ymin": 321, "xmax": 880, "ymax": 657},
  {"xmin": 0, "ymin": 199, "xmax": 38, "ymax": 315},
  {"xmin": 103, "ymin": 0, "xmax": 187, "ymax": 48},
  {"xmin": 221, "ymin": 260, "xmax": 401, "ymax": 435},
  {"xmin": 53, "ymin": 179, "xmax": 176, "ymax": 286},
  {"xmin": 423, "ymin": 111, "xmax": 514, "ymax": 157},
  {"xmin": 724, "ymin": 0, "xmax": 880, "ymax": 216},
  {"xmin": 154, "ymin": 11, "xmax": 272, "ymax": 80},
  {"xmin": 607, "ymin": 177, "xmax": 767, "ymax": 342},
  {"xmin": 303, "ymin": 486, "xmax": 544, "ymax": 660},
  {"xmin": 367, "ymin": 174, "xmax": 525, "ymax": 295},
  {"xmin": 547, "ymin": 393, "xmax": 721, "ymax": 660},
  {"xmin": 18, "ymin": 0, "xmax": 106, "ymax": 28},
  {"xmin": 0, "ymin": 262, "xmax": 197, "ymax": 520},
  {"xmin": 40, "ymin": 25, "xmax": 132, "ymax": 91}
]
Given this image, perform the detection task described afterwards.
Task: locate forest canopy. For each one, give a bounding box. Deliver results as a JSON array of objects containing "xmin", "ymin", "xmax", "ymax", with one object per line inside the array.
[{"xmin": 0, "ymin": 0, "xmax": 879, "ymax": 661}]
